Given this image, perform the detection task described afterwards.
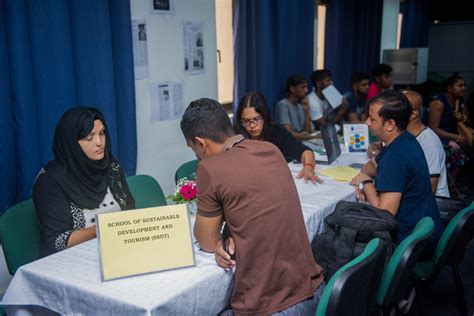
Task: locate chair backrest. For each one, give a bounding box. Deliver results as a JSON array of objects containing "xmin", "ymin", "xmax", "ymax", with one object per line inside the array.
[
  {"xmin": 377, "ymin": 217, "xmax": 435, "ymax": 307},
  {"xmin": 316, "ymin": 238, "xmax": 387, "ymax": 316},
  {"xmin": 175, "ymin": 160, "xmax": 199, "ymax": 184},
  {"xmin": 0, "ymin": 199, "xmax": 40, "ymax": 275},
  {"xmin": 126, "ymin": 175, "xmax": 167, "ymax": 209},
  {"xmin": 434, "ymin": 203, "xmax": 474, "ymax": 268}
]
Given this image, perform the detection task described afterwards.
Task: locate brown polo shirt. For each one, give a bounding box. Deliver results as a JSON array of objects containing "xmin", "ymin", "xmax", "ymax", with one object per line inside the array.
[{"xmin": 197, "ymin": 135, "xmax": 323, "ymax": 315}]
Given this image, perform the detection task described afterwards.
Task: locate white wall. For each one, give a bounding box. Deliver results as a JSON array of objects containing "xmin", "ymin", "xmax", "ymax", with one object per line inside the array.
[
  {"xmin": 215, "ymin": 0, "xmax": 233, "ymax": 104},
  {"xmin": 380, "ymin": 0, "xmax": 399, "ymax": 61},
  {"xmin": 130, "ymin": 0, "xmax": 217, "ymax": 196}
]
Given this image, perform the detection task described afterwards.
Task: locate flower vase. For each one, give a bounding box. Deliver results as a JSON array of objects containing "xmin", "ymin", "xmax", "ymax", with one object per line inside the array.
[{"xmin": 186, "ymin": 200, "xmax": 197, "ymax": 216}]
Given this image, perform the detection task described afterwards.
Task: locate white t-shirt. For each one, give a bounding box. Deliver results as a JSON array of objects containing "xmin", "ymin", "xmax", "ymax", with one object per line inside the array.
[
  {"xmin": 82, "ymin": 187, "xmax": 122, "ymax": 228},
  {"xmin": 416, "ymin": 127, "xmax": 450, "ymax": 197},
  {"xmin": 308, "ymin": 90, "xmax": 331, "ymax": 121}
]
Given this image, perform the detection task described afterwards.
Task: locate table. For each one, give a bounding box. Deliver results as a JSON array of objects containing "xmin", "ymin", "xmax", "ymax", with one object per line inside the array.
[{"xmin": 1, "ymin": 153, "xmax": 365, "ymax": 315}]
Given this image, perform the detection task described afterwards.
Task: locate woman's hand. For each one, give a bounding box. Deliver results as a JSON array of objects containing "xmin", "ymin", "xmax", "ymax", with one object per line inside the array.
[
  {"xmin": 453, "ymin": 110, "xmax": 465, "ymax": 122},
  {"xmin": 456, "ymin": 134, "xmax": 466, "ymax": 144},
  {"xmin": 214, "ymin": 237, "xmax": 235, "ymax": 272},
  {"xmin": 297, "ymin": 165, "xmax": 323, "ymax": 184}
]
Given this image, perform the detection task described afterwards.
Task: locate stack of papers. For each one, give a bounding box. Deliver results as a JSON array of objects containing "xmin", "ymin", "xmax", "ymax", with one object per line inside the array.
[{"xmin": 319, "ymin": 166, "xmax": 359, "ymax": 182}]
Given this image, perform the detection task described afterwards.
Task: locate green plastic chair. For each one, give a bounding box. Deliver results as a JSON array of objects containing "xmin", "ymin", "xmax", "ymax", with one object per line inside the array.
[
  {"xmin": 316, "ymin": 238, "xmax": 387, "ymax": 316},
  {"xmin": 126, "ymin": 175, "xmax": 167, "ymax": 209},
  {"xmin": 175, "ymin": 160, "xmax": 199, "ymax": 184},
  {"xmin": 377, "ymin": 217, "xmax": 435, "ymax": 315},
  {"xmin": 0, "ymin": 199, "xmax": 40, "ymax": 275},
  {"xmin": 413, "ymin": 203, "xmax": 474, "ymax": 315}
]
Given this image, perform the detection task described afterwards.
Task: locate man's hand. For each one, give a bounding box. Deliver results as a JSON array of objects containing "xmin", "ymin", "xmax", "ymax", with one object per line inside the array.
[
  {"xmin": 350, "ymin": 172, "xmax": 372, "ymax": 186},
  {"xmin": 339, "ymin": 97, "xmax": 349, "ymax": 113},
  {"xmin": 350, "ymin": 172, "xmax": 372, "ymax": 202},
  {"xmin": 367, "ymin": 142, "xmax": 382, "ymax": 159},
  {"xmin": 355, "ymin": 187, "xmax": 367, "ymax": 202},
  {"xmin": 215, "ymin": 237, "xmax": 236, "ymax": 272},
  {"xmin": 297, "ymin": 165, "xmax": 323, "ymax": 184},
  {"xmin": 301, "ymin": 96, "xmax": 310, "ymax": 113}
]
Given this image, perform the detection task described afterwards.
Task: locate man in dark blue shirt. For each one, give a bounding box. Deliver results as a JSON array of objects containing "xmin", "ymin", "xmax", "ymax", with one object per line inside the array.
[{"xmin": 351, "ymin": 90, "xmax": 443, "ymax": 256}]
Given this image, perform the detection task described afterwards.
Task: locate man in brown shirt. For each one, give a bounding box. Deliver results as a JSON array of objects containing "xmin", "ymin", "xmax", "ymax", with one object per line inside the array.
[{"xmin": 180, "ymin": 98, "xmax": 324, "ymax": 315}]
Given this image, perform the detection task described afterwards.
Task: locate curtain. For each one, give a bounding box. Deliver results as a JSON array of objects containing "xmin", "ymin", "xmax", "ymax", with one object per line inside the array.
[
  {"xmin": 233, "ymin": 0, "xmax": 315, "ymax": 117},
  {"xmin": 324, "ymin": 0, "xmax": 384, "ymax": 92},
  {"xmin": 0, "ymin": 0, "xmax": 137, "ymax": 214},
  {"xmin": 400, "ymin": 0, "xmax": 430, "ymax": 48}
]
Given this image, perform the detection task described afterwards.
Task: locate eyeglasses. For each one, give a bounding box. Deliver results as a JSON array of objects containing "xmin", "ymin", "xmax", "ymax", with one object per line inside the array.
[{"xmin": 240, "ymin": 115, "xmax": 263, "ymax": 127}]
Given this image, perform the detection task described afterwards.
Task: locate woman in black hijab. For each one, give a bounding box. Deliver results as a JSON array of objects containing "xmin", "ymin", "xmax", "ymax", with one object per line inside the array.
[{"xmin": 33, "ymin": 107, "xmax": 135, "ymax": 257}]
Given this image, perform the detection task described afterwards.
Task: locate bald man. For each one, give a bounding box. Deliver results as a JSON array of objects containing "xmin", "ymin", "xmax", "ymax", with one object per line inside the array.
[{"xmin": 404, "ymin": 90, "xmax": 450, "ymax": 197}]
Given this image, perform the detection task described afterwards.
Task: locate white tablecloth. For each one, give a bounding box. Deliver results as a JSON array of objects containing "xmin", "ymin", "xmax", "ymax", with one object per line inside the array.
[{"xmin": 1, "ymin": 154, "xmax": 364, "ymax": 315}]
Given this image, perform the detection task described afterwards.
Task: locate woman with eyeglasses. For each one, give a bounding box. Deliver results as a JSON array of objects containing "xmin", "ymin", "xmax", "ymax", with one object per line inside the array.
[{"xmin": 235, "ymin": 92, "xmax": 321, "ymax": 184}]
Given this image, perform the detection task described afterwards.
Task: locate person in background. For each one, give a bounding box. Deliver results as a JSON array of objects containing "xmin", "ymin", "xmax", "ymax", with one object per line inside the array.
[
  {"xmin": 428, "ymin": 74, "xmax": 472, "ymax": 195},
  {"xmin": 308, "ymin": 69, "xmax": 348, "ymax": 128},
  {"xmin": 274, "ymin": 74, "xmax": 316, "ymax": 141},
  {"xmin": 351, "ymin": 90, "xmax": 442, "ymax": 259},
  {"xmin": 344, "ymin": 72, "xmax": 370, "ymax": 122},
  {"xmin": 235, "ymin": 91, "xmax": 322, "ymax": 184},
  {"xmin": 403, "ymin": 90, "xmax": 450, "ymax": 197},
  {"xmin": 33, "ymin": 107, "xmax": 135, "ymax": 257},
  {"xmin": 181, "ymin": 98, "xmax": 324, "ymax": 315},
  {"xmin": 366, "ymin": 63, "xmax": 393, "ymax": 101}
]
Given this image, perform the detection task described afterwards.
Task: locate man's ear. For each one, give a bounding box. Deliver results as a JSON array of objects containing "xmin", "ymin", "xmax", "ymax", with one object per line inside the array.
[
  {"xmin": 194, "ymin": 136, "xmax": 206, "ymax": 150},
  {"xmin": 385, "ymin": 119, "xmax": 397, "ymax": 132},
  {"xmin": 410, "ymin": 109, "xmax": 419, "ymax": 120}
]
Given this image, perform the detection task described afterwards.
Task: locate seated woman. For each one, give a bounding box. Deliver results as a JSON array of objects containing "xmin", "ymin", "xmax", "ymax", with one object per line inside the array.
[
  {"xmin": 428, "ymin": 74, "xmax": 472, "ymax": 195},
  {"xmin": 235, "ymin": 92, "xmax": 321, "ymax": 184},
  {"xmin": 33, "ymin": 107, "xmax": 135, "ymax": 257}
]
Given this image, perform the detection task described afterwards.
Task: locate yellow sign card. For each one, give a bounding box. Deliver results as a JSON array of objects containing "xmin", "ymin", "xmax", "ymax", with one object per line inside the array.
[{"xmin": 96, "ymin": 204, "xmax": 195, "ymax": 281}]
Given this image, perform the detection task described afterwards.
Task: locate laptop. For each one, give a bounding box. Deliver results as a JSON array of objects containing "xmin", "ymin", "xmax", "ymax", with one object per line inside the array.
[{"xmin": 316, "ymin": 123, "xmax": 341, "ymax": 165}]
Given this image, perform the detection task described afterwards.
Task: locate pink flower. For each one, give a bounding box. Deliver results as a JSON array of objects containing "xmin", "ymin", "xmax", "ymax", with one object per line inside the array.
[{"xmin": 179, "ymin": 181, "xmax": 197, "ymax": 201}]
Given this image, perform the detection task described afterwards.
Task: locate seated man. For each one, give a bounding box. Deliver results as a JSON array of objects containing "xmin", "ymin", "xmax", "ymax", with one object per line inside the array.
[
  {"xmin": 274, "ymin": 75, "xmax": 316, "ymax": 141},
  {"xmin": 366, "ymin": 91, "xmax": 450, "ymax": 198},
  {"xmin": 308, "ymin": 69, "xmax": 348, "ymax": 129},
  {"xmin": 344, "ymin": 72, "xmax": 370, "ymax": 122},
  {"xmin": 366, "ymin": 63, "xmax": 393, "ymax": 101},
  {"xmin": 404, "ymin": 90, "xmax": 450, "ymax": 197},
  {"xmin": 351, "ymin": 90, "xmax": 443, "ymax": 258},
  {"xmin": 180, "ymin": 98, "xmax": 324, "ymax": 315}
]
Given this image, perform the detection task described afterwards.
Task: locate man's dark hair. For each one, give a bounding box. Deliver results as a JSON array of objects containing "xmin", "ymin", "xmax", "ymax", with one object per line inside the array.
[
  {"xmin": 311, "ymin": 69, "xmax": 332, "ymax": 88},
  {"xmin": 351, "ymin": 72, "xmax": 370, "ymax": 85},
  {"xmin": 367, "ymin": 90, "xmax": 412, "ymax": 131},
  {"xmin": 180, "ymin": 98, "xmax": 235, "ymax": 143},
  {"xmin": 286, "ymin": 74, "xmax": 307, "ymax": 91},
  {"xmin": 371, "ymin": 63, "xmax": 392, "ymax": 79}
]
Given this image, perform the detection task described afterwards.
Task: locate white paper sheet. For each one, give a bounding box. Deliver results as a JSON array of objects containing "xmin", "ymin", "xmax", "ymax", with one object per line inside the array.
[
  {"xmin": 322, "ymin": 85, "xmax": 343, "ymax": 109},
  {"xmin": 150, "ymin": 81, "xmax": 184, "ymax": 122},
  {"xmin": 132, "ymin": 19, "xmax": 149, "ymax": 80},
  {"xmin": 183, "ymin": 21, "xmax": 205, "ymax": 75}
]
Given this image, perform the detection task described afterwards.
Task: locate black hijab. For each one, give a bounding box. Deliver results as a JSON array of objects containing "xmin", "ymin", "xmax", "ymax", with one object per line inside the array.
[{"xmin": 45, "ymin": 107, "xmax": 131, "ymax": 209}]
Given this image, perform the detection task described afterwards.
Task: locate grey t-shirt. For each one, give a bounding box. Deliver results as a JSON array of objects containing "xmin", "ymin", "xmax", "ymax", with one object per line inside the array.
[{"xmin": 275, "ymin": 98, "xmax": 306, "ymax": 132}]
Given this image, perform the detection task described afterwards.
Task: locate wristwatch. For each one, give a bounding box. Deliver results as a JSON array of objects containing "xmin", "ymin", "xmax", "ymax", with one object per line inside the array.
[{"xmin": 358, "ymin": 179, "xmax": 374, "ymax": 191}]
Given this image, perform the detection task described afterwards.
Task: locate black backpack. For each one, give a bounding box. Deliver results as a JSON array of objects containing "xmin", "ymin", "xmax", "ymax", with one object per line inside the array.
[{"xmin": 312, "ymin": 200, "xmax": 398, "ymax": 281}]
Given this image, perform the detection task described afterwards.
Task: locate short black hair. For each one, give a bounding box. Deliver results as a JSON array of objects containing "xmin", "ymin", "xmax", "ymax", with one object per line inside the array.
[
  {"xmin": 311, "ymin": 69, "xmax": 332, "ymax": 88},
  {"xmin": 367, "ymin": 90, "xmax": 412, "ymax": 131},
  {"xmin": 351, "ymin": 72, "xmax": 370, "ymax": 85},
  {"xmin": 371, "ymin": 63, "xmax": 392, "ymax": 79},
  {"xmin": 180, "ymin": 98, "xmax": 235, "ymax": 143},
  {"xmin": 286, "ymin": 74, "xmax": 307, "ymax": 91}
]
